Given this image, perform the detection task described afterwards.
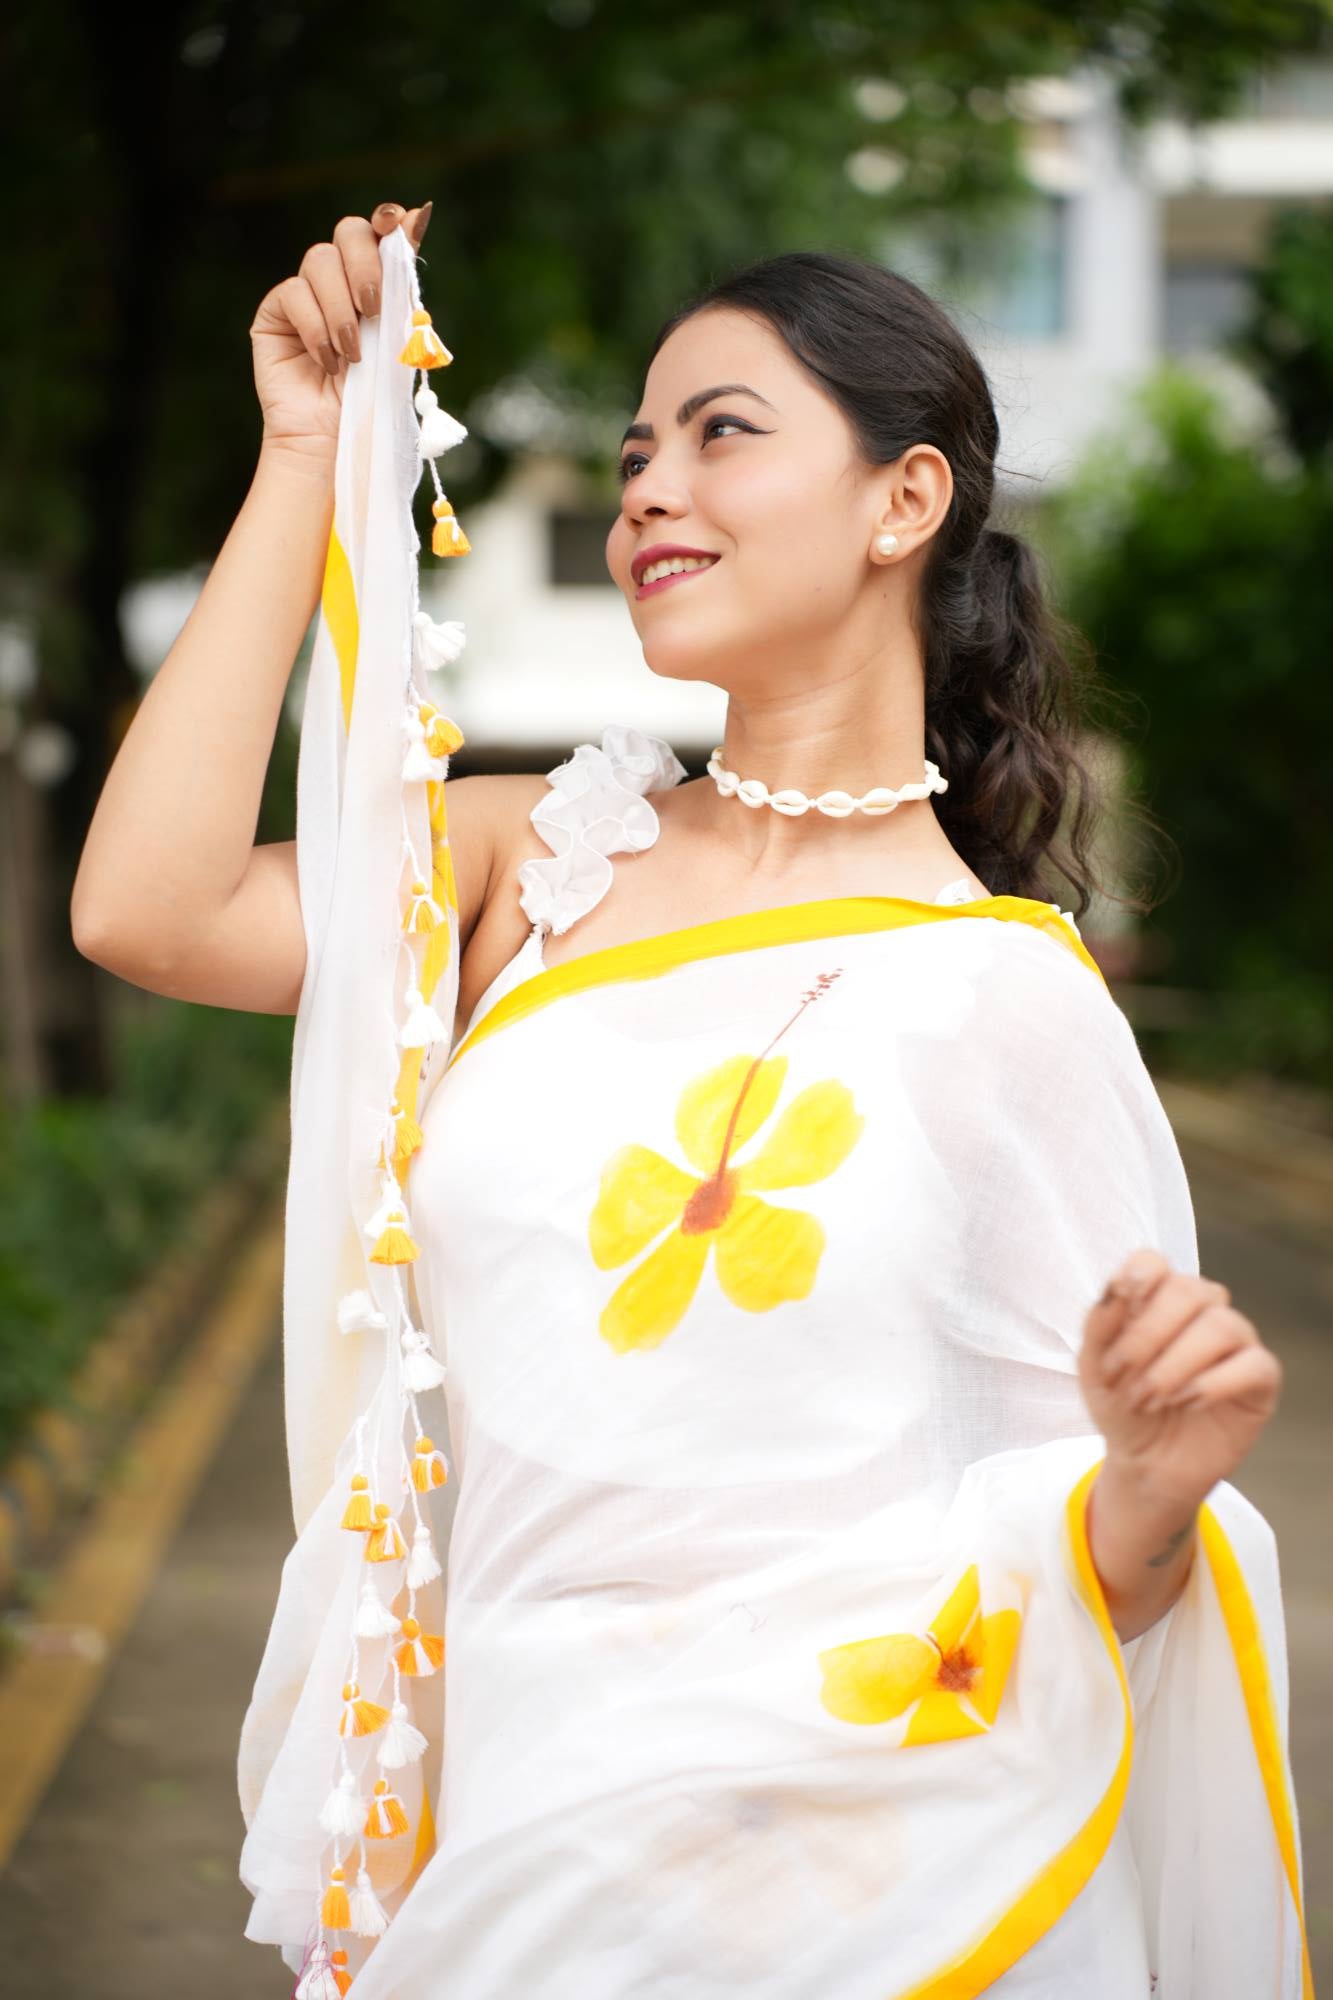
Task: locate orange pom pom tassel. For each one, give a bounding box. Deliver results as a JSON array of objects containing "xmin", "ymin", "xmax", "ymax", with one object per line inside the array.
[
  {"xmin": 330, "ymin": 1947, "xmax": 353, "ymax": 1996},
  {"xmin": 341, "ymin": 1472, "xmax": 374, "ymax": 1532},
  {"xmin": 399, "ymin": 307, "xmax": 453, "ymax": 369},
  {"xmin": 411, "ymin": 1435, "xmax": 449, "ymax": 1492},
  {"xmin": 320, "ymin": 1863, "xmax": 351, "ymax": 1930},
  {"xmin": 431, "ymin": 497, "xmax": 471, "ymax": 558},
  {"xmin": 364, "ymin": 1777, "xmax": 412, "ymax": 1839},
  {"xmin": 395, "ymin": 1613, "xmax": 446, "ymax": 1676},
  {"xmin": 339, "ymin": 1680, "xmax": 391, "ymax": 1737},
  {"xmin": 366, "ymin": 1502, "xmax": 409, "ymax": 1563}
]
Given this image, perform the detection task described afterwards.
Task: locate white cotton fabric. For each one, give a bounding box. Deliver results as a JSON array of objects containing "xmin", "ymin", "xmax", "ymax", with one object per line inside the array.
[
  {"xmin": 237, "ymin": 223, "xmax": 455, "ymax": 1975},
  {"xmin": 332, "ymin": 727, "xmax": 1309, "ymax": 1998}
]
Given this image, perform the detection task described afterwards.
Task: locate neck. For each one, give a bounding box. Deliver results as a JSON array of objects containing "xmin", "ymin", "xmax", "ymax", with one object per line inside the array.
[{"xmin": 697, "ymin": 677, "xmax": 947, "ymax": 873}]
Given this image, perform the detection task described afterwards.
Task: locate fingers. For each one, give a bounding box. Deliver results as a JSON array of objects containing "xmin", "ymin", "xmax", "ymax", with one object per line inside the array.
[
  {"xmin": 332, "ymin": 214, "xmax": 384, "ymax": 318},
  {"xmin": 370, "ymin": 200, "xmax": 433, "ymax": 248},
  {"xmin": 299, "ymin": 241, "xmax": 361, "ymax": 366},
  {"xmin": 1081, "ymin": 1247, "xmax": 1171, "ymax": 1363},
  {"xmin": 1168, "ymin": 1343, "xmax": 1283, "ymax": 1417},
  {"xmin": 1102, "ymin": 1273, "xmax": 1232, "ymax": 1386},
  {"xmin": 1126, "ymin": 1301, "xmax": 1257, "ymax": 1411},
  {"xmin": 271, "ymin": 274, "xmax": 343, "ymax": 374}
]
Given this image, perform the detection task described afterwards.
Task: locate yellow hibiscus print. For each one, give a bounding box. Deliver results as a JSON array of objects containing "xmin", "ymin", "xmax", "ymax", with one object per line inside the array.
[
  {"xmin": 589, "ymin": 1047, "xmax": 864, "ymax": 1353},
  {"xmin": 817, "ymin": 1563, "xmax": 1022, "ymax": 1745}
]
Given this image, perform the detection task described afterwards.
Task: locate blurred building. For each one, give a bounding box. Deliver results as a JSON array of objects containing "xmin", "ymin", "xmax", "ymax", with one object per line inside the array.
[
  {"xmin": 399, "ymin": 56, "xmax": 1333, "ymax": 763},
  {"xmin": 123, "ymin": 57, "xmax": 1333, "ymax": 767}
]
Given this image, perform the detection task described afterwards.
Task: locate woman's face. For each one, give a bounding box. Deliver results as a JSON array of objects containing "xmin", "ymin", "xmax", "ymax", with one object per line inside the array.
[{"xmin": 605, "ymin": 306, "xmax": 898, "ymax": 692}]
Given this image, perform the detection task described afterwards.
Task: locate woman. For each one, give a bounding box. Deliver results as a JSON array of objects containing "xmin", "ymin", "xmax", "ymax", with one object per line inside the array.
[{"xmin": 71, "ymin": 202, "xmax": 1309, "ymax": 1997}]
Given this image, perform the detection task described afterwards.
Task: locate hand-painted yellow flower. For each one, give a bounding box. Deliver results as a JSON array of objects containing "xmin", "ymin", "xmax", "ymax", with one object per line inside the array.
[
  {"xmin": 816, "ymin": 1563, "xmax": 1022, "ymax": 1745},
  {"xmin": 589, "ymin": 1052, "xmax": 863, "ymax": 1352}
]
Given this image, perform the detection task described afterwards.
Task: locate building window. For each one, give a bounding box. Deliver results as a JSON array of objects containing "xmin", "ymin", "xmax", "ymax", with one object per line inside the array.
[
  {"xmin": 549, "ymin": 508, "xmax": 617, "ymax": 586},
  {"xmin": 1162, "ymin": 262, "xmax": 1251, "ymax": 354},
  {"xmin": 885, "ymin": 192, "xmax": 1069, "ymax": 341},
  {"xmin": 965, "ymin": 193, "xmax": 1068, "ymax": 339}
]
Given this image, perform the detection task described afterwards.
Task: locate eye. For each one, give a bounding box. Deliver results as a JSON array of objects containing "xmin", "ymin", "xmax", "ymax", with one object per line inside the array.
[{"xmin": 617, "ymin": 413, "xmax": 758, "ymax": 485}]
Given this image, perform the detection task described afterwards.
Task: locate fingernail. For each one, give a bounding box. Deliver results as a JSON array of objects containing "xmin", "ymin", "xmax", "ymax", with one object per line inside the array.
[
  {"xmin": 319, "ymin": 339, "xmax": 340, "ymax": 375},
  {"xmin": 412, "ymin": 200, "xmax": 433, "ymax": 246},
  {"xmin": 359, "ymin": 282, "xmax": 380, "ymax": 317},
  {"xmin": 339, "ymin": 322, "xmax": 360, "ymax": 363},
  {"xmin": 375, "ymin": 202, "xmax": 404, "ymax": 221}
]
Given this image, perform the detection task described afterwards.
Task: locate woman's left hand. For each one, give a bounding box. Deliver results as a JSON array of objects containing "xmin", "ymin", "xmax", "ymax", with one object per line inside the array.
[{"xmin": 1078, "ymin": 1248, "xmax": 1284, "ymax": 1509}]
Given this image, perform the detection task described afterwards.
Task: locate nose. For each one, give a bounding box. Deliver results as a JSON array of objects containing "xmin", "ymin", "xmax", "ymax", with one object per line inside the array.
[{"xmin": 621, "ymin": 457, "xmax": 691, "ymax": 525}]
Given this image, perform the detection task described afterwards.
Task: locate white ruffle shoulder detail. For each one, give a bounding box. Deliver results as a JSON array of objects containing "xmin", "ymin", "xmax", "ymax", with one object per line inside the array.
[{"xmin": 516, "ymin": 723, "xmax": 689, "ymax": 937}]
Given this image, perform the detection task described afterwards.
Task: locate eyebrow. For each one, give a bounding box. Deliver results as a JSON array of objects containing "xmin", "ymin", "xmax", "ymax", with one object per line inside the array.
[{"xmin": 620, "ymin": 383, "xmax": 778, "ymax": 449}]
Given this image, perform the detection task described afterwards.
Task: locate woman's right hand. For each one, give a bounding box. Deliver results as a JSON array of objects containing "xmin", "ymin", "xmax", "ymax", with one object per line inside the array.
[{"xmin": 250, "ymin": 200, "xmax": 432, "ymax": 462}]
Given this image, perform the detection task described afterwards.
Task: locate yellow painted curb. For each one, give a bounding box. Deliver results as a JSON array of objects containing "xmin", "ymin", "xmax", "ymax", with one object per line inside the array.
[
  {"xmin": 0, "ymin": 1101, "xmax": 289, "ymax": 1598},
  {"xmin": 0, "ymin": 1201, "xmax": 285, "ymax": 1870}
]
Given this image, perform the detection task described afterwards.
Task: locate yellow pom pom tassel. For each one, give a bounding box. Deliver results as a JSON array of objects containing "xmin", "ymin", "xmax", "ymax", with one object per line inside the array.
[
  {"xmin": 431, "ymin": 497, "xmax": 471, "ymax": 558},
  {"xmin": 366, "ymin": 1502, "xmax": 409, "ymax": 1563},
  {"xmin": 321, "ymin": 1863, "xmax": 351, "ymax": 1930},
  {"xmin": 341, "ymin": 1472, "xmax": 374, "ymax": 1532},
  {"xmin": 370, "ymin": 1208, "xmax": 420, "ymax": 1264},
  {"xmin": 393, "ymin": 1106, "xmax": 425, "ymax": 1167},
  {"xmin": 364, "ymin": 1778, "xmax": 412, "ymax": 1839},
  {"xmin": 419, "ymin": 703, "xmax": 465, "ymax": 759},
  {"xmin": 411, "ymin": 1435, "xmax": 449, "ymax": 1492},
  {"xmin": 395, "ymin": 1614, "xmax": 446, "ymax": 1676},
  {"xmin": 339, "ymin": 1680, "xmax": 391, "ymax": 1737},
  {"xmin": 398, "ymin": 307, "xmax": 453, "ymax": 369}
]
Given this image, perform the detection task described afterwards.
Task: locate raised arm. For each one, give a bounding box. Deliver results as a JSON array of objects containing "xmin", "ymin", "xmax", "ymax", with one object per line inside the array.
[{"xmin": 69, "ymin": 201, "xmax": 456, "ymax": 1015}]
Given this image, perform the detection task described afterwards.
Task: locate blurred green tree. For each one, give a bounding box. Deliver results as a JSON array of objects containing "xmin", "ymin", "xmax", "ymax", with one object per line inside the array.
[
  {"xmin": 1, "ymin": 0, "xmax": 1328, "ymax": 1094},
  {"xmin": 1046, "ymin": 204, "xmax": 1333, "ymax": 1085}
]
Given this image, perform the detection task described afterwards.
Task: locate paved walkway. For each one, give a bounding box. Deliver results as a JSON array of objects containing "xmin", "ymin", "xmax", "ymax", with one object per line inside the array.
[{"xmin": 2, "ymin": 1143, "xmax": 1330, "ymax": 1996}]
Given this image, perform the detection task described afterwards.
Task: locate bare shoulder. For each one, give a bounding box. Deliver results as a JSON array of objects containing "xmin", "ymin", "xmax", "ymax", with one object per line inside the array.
[{"xmin": 445, "ymin": 770, "xmax": 554, "ymax": 1027}]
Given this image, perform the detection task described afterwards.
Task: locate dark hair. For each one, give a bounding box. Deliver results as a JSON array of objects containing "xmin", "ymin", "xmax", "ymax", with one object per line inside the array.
[{"xmin": 646, "ymin": 249, "xmax": 1164, "ymax": 923}]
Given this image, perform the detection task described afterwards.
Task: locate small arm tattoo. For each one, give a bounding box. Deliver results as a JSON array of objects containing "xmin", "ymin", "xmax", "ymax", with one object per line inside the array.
[{"xmin": 1146, "ymin": 1515, "xmax": 1197, "ymax": 1568}]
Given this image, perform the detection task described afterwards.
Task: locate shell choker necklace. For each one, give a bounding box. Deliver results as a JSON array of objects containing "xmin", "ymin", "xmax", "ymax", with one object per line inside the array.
[{"xmin": 706, "ymin": 746, "xmax": 949, "ymax": 820}]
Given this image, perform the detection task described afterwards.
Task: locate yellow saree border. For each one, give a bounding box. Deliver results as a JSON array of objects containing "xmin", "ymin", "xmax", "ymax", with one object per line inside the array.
[
  {"xmin": 888, "ymin": 1457, "xmax": 1132, "ymax": 1999},
  {"xmin": 447, "ymin": 893, "xmax": 1104, "ymax": 1071},
  {"xmin": 321, "ymin": 524, "xmax": 360, "ymax": 735},
  {"xmin": 1197, "ymin": 1503, "xmax": 1315, "ymax": 1998}
]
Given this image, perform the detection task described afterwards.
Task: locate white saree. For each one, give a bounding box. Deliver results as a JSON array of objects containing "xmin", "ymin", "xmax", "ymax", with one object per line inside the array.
[{"xmin": 235, "ymin": 227, "xmax": 1312, "ymax": 1999}]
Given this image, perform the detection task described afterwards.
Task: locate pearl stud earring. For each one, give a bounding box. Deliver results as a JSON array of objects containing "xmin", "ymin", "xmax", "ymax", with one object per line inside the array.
[{"xmin": 874, "ymin": 531, "xmax": 899, "ymax": 555}]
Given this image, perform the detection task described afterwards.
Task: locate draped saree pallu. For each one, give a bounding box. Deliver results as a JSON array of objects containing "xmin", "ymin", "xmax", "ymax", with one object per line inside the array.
[
  {"xmin": 236, "ymin": 237, "xmax": 1313, "ymax": 1997},
  {"xmin": 235, "ymin": 223, "xmax": 471, "ymax": 1995}
]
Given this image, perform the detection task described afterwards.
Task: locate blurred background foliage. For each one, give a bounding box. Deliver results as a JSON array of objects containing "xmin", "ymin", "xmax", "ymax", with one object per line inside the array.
[
  {"xmin": 2, "ymin": 0, "xmax": 1331, "ymax": 1441},
  {"xmin": 1045, "ymin": 199, "xmax": 1333, "ymax": 1087}
]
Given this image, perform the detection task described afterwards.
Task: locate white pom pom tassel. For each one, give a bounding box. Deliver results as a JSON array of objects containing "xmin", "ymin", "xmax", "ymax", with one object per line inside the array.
[
  {"xmin": 406, "ymin": 1518, "xmax": 442, "ymax": 1589},
  {"xmin": 413, "ymin": 610, "xmax": 468, "ymax": 673},
  {"xmin": 356, "ymin": 1577, "xmax": 403, "ymax": 1639},
  {"xmin": 319, "ymin": 1769, "xmax": 363, "ymax": 1839},
  {"xmin": 295, "ymin": 1939, "xmax": 343, "ymax": 2000},
  {"xmin": 414, "ymin": 384, "xmax": 469, "ymax": 458},
  {"xmin": 377, "ymin": 1698, "xmax": 429, "ymax": 1769},
  {"xmin": 349, "ymin": 1865, "xmax": 390, "ymax": 1937},
  {"xmin": 402, "ymin": 707, "xmax": 447, "ymax": 783},
  {"xmin": 401, "ymin": 1326, "xmax": 448, "ymax": 1392},
  {"xmin": 399, "ymin": 985, "xmax": 447, "ymax": 1048},
  {"xmin": 338, "ymin": 1288, "xmax": 387, "ymax": 1336}
]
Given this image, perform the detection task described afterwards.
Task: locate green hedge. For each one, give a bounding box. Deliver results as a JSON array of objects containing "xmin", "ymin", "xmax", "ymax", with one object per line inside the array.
[
  {"xmin": 1043, "ymin": 365, "xmax": 1333, "ymax": 1090},
  {"xmin": 0, "ymin": 996, "xmax": 290, "ymax": 1461}
]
